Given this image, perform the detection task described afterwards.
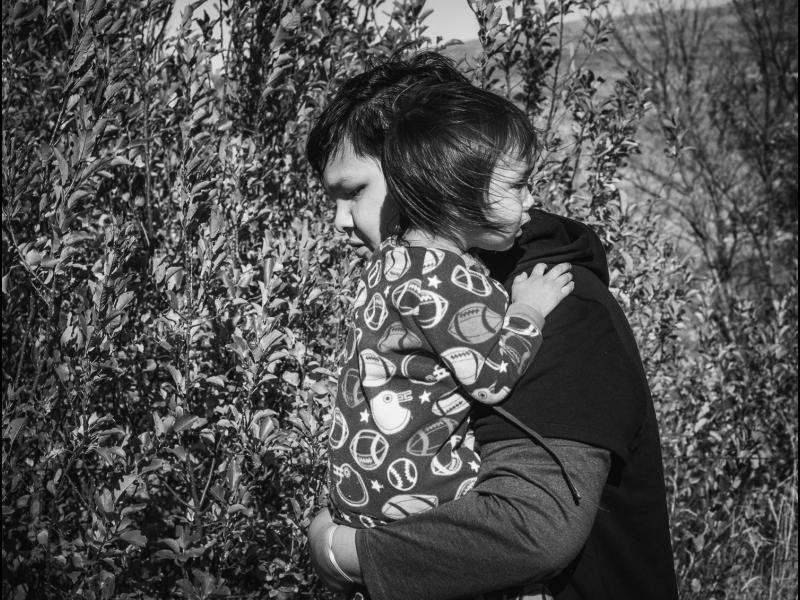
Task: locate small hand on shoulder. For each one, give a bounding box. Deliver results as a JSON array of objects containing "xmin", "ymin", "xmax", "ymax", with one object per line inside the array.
[{"xmin": 512, "ymin": 262, "xmax": 574, "ymax": 318}]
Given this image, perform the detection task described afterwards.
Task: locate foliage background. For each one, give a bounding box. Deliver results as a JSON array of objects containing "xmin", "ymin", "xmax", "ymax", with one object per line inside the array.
[{"xmin": 2, "ymin": 0, "xmax": 796, "ymax": 598}]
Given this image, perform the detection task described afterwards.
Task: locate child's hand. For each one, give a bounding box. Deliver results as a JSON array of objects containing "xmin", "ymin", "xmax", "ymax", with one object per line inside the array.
[{"xmin": 511, "ymin": 262, "xmax": 574, "ymax": 318}]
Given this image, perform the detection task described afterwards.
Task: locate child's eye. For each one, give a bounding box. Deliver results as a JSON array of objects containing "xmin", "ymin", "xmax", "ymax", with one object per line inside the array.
[{"xmin": 345, "ymin": 186, "xmax": 365, "ymax": 200}]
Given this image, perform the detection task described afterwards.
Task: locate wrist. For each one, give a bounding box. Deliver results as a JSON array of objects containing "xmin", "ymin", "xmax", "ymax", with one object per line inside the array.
[
  {"xmin": 331, "ymin": 525, "xmax": 362, "ymax": 584},
  {"xmin": 507, "ymin": 301, "xmax": 546, "ymax": 331}
]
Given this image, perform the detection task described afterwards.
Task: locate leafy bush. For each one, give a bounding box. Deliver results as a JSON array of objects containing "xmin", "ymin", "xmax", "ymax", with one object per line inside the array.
[{"xmin": 2, "ymin": 1, "xmax": 796, "ymax": 599}]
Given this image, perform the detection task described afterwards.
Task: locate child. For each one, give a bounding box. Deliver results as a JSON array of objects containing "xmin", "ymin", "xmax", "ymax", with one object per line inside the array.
[{"xmin": 324, "ymin": 82, "xmax": 572, "ymax": 599}]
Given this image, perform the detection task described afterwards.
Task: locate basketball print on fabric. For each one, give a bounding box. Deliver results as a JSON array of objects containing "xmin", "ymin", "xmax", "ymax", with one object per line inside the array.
[
  {"xmin": 440, "ymin": 346, "xmax": 485, "ymax": 386},
  {"xmin": 349, "ymin": 429, "xmax": 389, "ymax": 471},
  {"xmin": 371, "ymin": 389, "xmax": 414, "ymax": 435},
  {"xmin": 383, "ymin": 246, "xmax": 411, "ymax": 281},
  {"xmin": 448, "ymin": 302, "xmax": 503, "ymax": 344},
  {"xmin": 333, "ymin": 463, "xmax": 369, "ymax": 508},
  {"xmin": 381, "ymin": 493, "xmax": 438, "ymax": 520},
  {"xmin": 451, "ymin": 264, "xmax": 493, "ymax": 297}
]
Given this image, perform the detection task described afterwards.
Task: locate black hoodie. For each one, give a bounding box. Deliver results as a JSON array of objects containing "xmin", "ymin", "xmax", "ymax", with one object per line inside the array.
[{"xmin": 476, "ymin": 209, "xmax": 679, "ymax": 600}]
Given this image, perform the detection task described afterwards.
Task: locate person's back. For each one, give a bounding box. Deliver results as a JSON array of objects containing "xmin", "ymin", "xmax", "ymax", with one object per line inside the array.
[{"xmin": 478, "ymin": 210, "xmax": 678, "ymax": 598}]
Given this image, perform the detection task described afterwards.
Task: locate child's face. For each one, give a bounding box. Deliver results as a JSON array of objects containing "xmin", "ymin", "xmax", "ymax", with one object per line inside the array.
[
  {"xmin": 470, "ymin": 154, "xmax": 535, "ymax": 252},
  {"xmin": 322, "ymin": 141, "xmax": 396, "ymax": 258}
]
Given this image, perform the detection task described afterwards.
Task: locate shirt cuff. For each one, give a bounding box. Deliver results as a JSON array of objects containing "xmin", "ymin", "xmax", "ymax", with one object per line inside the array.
[{"xmin": 507, "ymin": 302, "xmax": 546, "ymax": 331}]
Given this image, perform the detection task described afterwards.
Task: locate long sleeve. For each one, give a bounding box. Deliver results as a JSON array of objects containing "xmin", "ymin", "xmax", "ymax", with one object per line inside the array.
[
  {"xmin": 355, "ymin": 438, "xmax": 611, "ymax": 600},
  {"xmin": 390, "ymin": 246, "xmax": 545, "ymax": 405}
]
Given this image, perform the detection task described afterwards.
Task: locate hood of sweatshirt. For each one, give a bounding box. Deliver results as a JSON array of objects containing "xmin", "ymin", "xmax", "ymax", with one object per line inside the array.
[{"xmin": 481, "ymin": 208, "xmax": 610, "ymax": 288}]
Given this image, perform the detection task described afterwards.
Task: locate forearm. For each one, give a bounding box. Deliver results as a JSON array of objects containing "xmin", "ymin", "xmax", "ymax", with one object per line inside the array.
[{"xmin": 355, "ymin": 438, "xmax": 610, "ymax": 600}]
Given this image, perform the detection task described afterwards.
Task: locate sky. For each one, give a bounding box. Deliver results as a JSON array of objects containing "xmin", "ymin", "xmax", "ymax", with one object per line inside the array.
[
  {"xmin": 392, "ymin": 0, "xmax": 735, "ymax": 42},
  {"xmin": 170, "ymin": 0, "xmax": 735, "ymax": 43}
]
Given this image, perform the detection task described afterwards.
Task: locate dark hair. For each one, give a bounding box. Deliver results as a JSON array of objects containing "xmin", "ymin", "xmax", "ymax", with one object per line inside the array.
[
  {"xmin": 382, "ymin": 82, "xmax": 536, "ymax": 241},
  {"xmin": 306, "ymin": 52, "xmax": 469, "ymax": 175}
]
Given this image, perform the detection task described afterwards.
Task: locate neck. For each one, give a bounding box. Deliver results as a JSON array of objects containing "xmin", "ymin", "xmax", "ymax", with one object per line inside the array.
[{"xmin": 402, "ymin": 229, "xmax": 466, "ymax": 254}]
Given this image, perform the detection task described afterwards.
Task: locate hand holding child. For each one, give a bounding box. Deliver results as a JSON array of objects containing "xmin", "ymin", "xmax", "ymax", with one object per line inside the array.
[{"xmin": 512, "ymin": 262, "xmax": 574, "ymax": 318}]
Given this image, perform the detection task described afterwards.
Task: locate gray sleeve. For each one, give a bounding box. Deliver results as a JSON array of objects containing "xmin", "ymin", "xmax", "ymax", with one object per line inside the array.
[{"xmin": 355, "ymin": 437, "xmax": 611, "ymax": 600}]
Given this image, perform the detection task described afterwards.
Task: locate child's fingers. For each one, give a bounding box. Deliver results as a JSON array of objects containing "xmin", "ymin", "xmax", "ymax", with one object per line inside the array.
[
  {"xmin": 531, "ymin": 263, "xmax": 547, "ymax": 277},
  {"xmin": 514, "ymin": 271, "xmax": 528, "ymax": 282},
  {"xmin": 546, "ymin": 262, "xmax": 571, "ymax": 278}
]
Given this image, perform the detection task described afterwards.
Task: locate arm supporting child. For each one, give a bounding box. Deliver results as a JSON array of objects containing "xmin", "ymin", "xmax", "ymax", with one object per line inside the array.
[{"xmin": 310, "ymin": 437, "xmax": 611, "ymax": 599}]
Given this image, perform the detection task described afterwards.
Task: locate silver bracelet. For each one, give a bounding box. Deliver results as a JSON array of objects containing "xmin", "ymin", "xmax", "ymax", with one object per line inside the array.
[{"xmin": 326, "ymin": 525, "xmax": 354, "ymax": 584}]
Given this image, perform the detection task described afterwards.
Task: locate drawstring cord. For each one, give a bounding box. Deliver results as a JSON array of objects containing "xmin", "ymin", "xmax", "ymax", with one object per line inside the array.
[{"xmin": 492, "ymin": 405, "xmax": 583, "ymax": 505}]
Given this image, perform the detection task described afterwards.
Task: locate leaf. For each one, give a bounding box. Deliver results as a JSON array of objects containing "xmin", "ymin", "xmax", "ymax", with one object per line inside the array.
[
  {"xmin": 119, "ymin": 529, "xmax": 147, "ymax": 548},
  {"xmin": 114, "ymin": 474, "xmax": 139, "ymax": 503},
  {"xmin": 3, "ymin": 417, "xmax": 26, "ymax": 445},
  {"xmin": 174, "ymin": 414, "xmax": 206, "ymax": 432}
]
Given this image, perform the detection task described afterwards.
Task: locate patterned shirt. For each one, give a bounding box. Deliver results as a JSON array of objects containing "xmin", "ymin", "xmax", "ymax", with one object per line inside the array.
[{"xmin": 329, "ymin": 237, "xmax": 544, "ymax": 528}]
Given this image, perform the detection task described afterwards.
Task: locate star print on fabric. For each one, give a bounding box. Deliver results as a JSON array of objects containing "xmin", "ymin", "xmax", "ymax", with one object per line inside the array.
[
  {"xmin": 498, "ymin": 361, "xmax": 508, "ymax": 373},
  {"xmin": 469, "ymin": 461, "xmax": 480, "ymax": 472},
  {"xmin": 340, "ymin": 512, "xmax": 352, "ymax": 522},
  {"xmin": 360, "ymin": 409, "xmax": 370, "ymax": 423},
  {"xmin": 371, "ymin": 480, "xmax": 384, "ymax": 492},
  {"xmin": 384, "ymin": 285, "xmax": 391, "ymax": 296},
  {"xmin": 426, "ymin": 275, "xmax": 441, "ymax": 289},
  {"xmin": 419, "ymin": 390, "xmax": 431, "ymax": 404}
]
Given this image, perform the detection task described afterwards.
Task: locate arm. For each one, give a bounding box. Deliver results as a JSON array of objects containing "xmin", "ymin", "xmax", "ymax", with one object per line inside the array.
[
  {"xmin": 310, "ymin": 438, "xmax": 610, "ymax": 600},
  {"xmin": 400, "ymin": 257, "xmax": 569, "ymax": 405}
]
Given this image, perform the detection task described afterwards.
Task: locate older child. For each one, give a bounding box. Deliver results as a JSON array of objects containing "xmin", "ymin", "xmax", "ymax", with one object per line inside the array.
[{"xmin": 323, "ymin": 82, "xmax": 572, "ymax": 599}]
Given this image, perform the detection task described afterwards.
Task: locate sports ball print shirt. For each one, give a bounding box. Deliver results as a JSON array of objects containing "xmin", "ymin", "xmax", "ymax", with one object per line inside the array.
[{"xmin": 329, "ymin": 237, "xmax": 546, "ymax": 528}]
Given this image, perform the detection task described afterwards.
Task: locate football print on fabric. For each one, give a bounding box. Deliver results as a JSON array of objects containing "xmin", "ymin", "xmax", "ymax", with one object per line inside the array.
[
  {"xmin": 422, "ymin": 248, "xmax": 445, "ymax": 274},
  {"xmin": 431, "ymin": 391, "xmax": 470, "ymax": 416},
  {"xmin": 451, "ymin": 264, "xmax": 493, "ymax": 297},
  {"xmin": 339, "ymin": 368, "xmax": 365, "ymax": 408},
  {"xmin": 367, "ymin": 259, "xmax": 383, "ymax": 288},
  {"xmin": 400, "ymin": 353, "xmax": 451, "ymax": 386},
  {"xmin": 353, "ymin": 279, "xmax": 367, "ymax": 309},
  {"xmin": 456, "ymin": 476, "xmax": 477, "ymax": 498},
  {"xmin": 381, "ymin": 493, "xmax": 439, "ymax": 520},
  {"xmin": 383, "ymin": 246, "xmax": 411, "ymax": 281},
  {"xmin": 359, "ymin": 349, "xmax": 397, "ymax": 387},
  {"xmin": 440, "ymin": 346, "xmax": 484, "ymax": 386},
  {"xmin": 329, "ymin": 408, "xmax": 349, "ymax": 449},
  {"xmin": 349, "ymin": 429, "xmax": 389, "ymax": 471},
  {"xmin": 448, "ymin": 302, "xmax": 503, "ymax": 344},
  {"xmin": 391, "ymin": 278, "xmax": 423, "ymax": 315},
  {"xmin": 416, "ymin": 289, "xmax": 450, "ymax": 329},
  {"xmin": 406, "ymin": 417, "xmax": 459, "ymax": 457},
  {"xmin": 377, "ymin": 321, "xmax": 422, "ymax": 353},
  {"xmin": 363, "ymin": 292, "xmax": 389, "ymax": 331}
]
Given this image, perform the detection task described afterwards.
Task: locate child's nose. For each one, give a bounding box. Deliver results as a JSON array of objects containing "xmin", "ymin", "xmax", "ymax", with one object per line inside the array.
[
  {"xmin": 522, "ymin": 189, "xmax": 534, "ymax": 210},
  {"xmin": 334, "ymin": 201, "xmax": 352, "ymax": 234}
]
